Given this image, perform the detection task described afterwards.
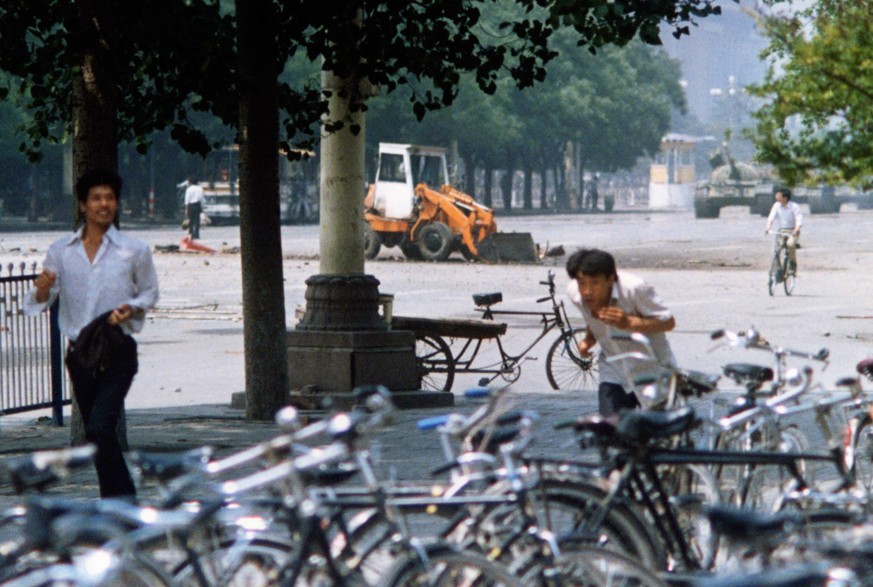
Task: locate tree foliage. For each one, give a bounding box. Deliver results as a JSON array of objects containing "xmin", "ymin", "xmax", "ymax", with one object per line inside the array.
[
  {"xmin": 748, "ymin": 0, "xmax": 873, "ymax": 188},
  {"xmin": 0, "ymin": 0, "xmax": 731, "ymax": 162}
]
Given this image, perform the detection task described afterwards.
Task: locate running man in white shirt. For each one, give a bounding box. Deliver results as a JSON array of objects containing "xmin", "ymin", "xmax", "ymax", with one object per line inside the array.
[
  {"xmin": 26, "ymin": 169, "xmax": 159, "ymax": 498},
  {"xmin": 765, "ymin": 187, "xmax": 803, "ymax": 275},
  {"xmin": 566, "ymin": 248, "xmax": 677, "ymax": 416}
]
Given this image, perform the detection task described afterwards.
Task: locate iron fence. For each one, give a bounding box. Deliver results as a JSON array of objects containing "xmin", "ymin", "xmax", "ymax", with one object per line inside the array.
[{"xmin": 0, "ymin": 261, "xmax": 69, "ymax": 425}]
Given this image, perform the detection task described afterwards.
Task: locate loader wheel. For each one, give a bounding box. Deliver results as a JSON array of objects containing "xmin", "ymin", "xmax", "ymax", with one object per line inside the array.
[
  {"xmin": 418, "ymin": 222, "xmax": 453, "ymax": 262},
  {"xmin": 400, "ymin": 241, "xmax": 422, "ymax": 260},
  {"xmin": 363, "ymin": 225, "xmax": 381, "ymax": 260}
]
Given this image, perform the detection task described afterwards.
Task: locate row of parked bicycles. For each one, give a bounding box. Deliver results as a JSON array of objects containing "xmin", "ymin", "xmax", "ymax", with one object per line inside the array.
[{"xmin": 2, "ymin": 326, "xmax": 873, "ymax": 585}]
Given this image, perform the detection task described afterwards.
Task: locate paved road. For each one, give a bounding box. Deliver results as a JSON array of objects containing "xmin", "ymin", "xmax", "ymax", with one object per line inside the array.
[{"xmin": 0, "ymin": 205, "xmax": 870, "ymax": 500}]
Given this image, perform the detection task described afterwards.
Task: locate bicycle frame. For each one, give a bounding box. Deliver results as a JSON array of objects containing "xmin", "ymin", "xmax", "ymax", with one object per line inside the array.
[{"xmin": 449, "ymin": 271, "xmax": 582, "ymax": 385}]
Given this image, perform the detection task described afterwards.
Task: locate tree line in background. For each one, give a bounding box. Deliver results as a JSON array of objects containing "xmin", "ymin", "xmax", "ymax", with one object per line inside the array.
[{"xmin": 0, "ymin": 32, "xmax": 685, "ymax": 221}]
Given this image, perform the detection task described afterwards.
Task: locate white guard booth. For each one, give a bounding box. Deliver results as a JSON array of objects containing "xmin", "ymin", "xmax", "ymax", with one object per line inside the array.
[{"xmin": 648, "ymin": 134, "xmax": 706, "ymax": 209}]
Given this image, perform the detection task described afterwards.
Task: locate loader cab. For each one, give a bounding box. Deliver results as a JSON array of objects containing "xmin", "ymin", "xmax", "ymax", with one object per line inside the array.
[{"xmin": 371, "ymin": 144, "xmax": 449, "ymax": 219}]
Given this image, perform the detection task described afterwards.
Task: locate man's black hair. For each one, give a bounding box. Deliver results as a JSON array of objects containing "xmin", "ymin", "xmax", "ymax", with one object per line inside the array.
[
  {"xmin": 565, "ymin": 248, "xmax": 617, "ymax": 279},
  {"xmin": 775, "ymin": 186, "xmax": 792, "ymax": 200},
  {"xmin": 75, "ymin": 169, "xmax": 122, "ymax": 227}
]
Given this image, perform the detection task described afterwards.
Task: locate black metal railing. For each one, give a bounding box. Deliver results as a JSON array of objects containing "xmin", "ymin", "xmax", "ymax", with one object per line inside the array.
[{"xmin": 0, "ymin": 262, "xmax": 69, "ymax": 425}]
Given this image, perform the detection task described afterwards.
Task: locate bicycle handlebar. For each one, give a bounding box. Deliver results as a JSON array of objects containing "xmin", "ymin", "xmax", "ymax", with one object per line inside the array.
[{"xmin": 711, "ymin": 327, "xmax": 829, "ymax": 367}]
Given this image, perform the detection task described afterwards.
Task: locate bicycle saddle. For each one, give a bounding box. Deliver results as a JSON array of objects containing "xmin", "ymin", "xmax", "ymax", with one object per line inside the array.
[
  {"xmin": 472, "ymin": 292, "xmax": 502, "ymax": 307},
  {"xmin": 857, "ymin": 357, "xmax": 873, "ymax": 381},
  {"xmin": 677, "ymin": 369, "xmax": 721, "ymax": 397},
  {"xmin": 131, "ymin": 447, "xmax": 213, "ymax": 482},
  {"xmin": 703, "ymin": 503, "xmax": 856, "ymax": 546},
  {"xmin": 723, "ymin": 363, "xmax": 774, "ymax": 384},
  {"xmin": 616, "ymin": 406, "xmax": 698, "ymax": 444}
]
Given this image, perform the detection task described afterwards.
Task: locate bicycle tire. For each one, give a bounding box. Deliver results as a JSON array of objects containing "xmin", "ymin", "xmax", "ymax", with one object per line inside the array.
[
  {"xmin": 659, "ymin": 463, "xmax": 722, "ymax": 571},
  {"xmin": 767, "ymin": 253, "xmax": 780, "ymax": 296},
  {"xmin": 850, "ymin": 413, "xmax": 873, "ymax": 491},
  {"xmin": 546, "ymin": 541, "xmax": 668, "ymax": 587},
  {"xmin": 383, "ymin": 542, "xmax": 521, "ymax": 586},
  {"xmin": 0, "ymin": 550, "xmax": 173, "ymax": 587},
  {"xmin": 530, "ymin": 473, "xmax": 668, "ymax": 571},
  {"xmin": 414, "ymin": 334, "xmax": 454, "ymax": 392},
  {"xmin": 731, "ymin": 425, "xmax": 812, "ymax": 513},
  {"xmin": 782, "ymin": 248, "xmax": 795, "ymax": 295},
  {"xmin": 546, "ymin": 327, "xmax": 598, "ymax": 391},
  {"xmin": 172, "ymin": 537, "xmax": 295, "ymax": 587}
]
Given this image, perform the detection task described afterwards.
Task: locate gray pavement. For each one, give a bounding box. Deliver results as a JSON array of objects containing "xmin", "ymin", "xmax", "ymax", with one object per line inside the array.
[{"xmin": 1, "ymin": 205, "xmax": 871, "ymax": 503}]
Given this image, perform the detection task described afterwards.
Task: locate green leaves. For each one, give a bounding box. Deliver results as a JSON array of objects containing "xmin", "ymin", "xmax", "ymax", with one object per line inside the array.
[{"xmin": 748, "ymin": 0, "xmax": 873, "ymax": 188}]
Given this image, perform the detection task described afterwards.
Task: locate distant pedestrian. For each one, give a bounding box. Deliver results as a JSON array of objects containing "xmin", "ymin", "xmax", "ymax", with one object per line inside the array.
[
  {"xmin": 184, "ymin": 176, "xmax": 205, "ymax": 239},
  {"xmin": 566, "ymin": 248, "xmax": 676, "ymax": 415},
  {"xmin": 588, "ymin": 174, "xmax": 600, "ymax": 211},
  {"xmin": 25, "ymin": 169, "xmax": 159, "ymax": 499}
]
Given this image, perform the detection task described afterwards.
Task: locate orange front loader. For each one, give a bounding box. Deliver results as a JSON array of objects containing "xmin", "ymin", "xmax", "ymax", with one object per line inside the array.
[{"xmin": 363, "ymin": 143, "xmax": 537, "ymax": 263}]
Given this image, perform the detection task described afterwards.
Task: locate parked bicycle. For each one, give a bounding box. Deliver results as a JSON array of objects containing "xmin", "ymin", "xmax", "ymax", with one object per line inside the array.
[
  {"xmin": 394, "ymin": 270, "xmax": 596, "ymax": 392},
  {"xmin": 767, "ymin": 230, "xmax": 797, "ymax": 296}
]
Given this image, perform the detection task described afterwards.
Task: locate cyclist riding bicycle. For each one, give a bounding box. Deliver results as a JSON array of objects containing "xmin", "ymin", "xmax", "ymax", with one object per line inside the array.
[{"xmin": 764, "ymin": 186, "xmax": 802, "ymax": 276}]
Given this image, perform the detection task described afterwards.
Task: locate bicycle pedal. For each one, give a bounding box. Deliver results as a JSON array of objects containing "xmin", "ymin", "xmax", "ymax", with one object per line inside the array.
[{"xmin": 478, "ymin": 377, "xmax": 491, "ymax": 386}]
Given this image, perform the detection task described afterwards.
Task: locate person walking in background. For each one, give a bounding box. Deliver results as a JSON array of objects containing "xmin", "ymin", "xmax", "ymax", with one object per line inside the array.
[
  {"xmin": 765, "ymin": 187, "xmax": 802, "ymax": 275},
  {"xmin": 25, "ymin": 169, "xmax": 159, "ymax": 499},
  {"xmin": 565, "ymin": 248, "xmax": 676, "ymax": 416},
  {"xmin": 184, "ymin": 176, "xmax": 205, "ymax": 239}
]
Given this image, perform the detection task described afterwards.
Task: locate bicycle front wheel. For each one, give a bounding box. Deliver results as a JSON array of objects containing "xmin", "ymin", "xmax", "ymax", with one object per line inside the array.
[
  {"xmin": 384, "ymin": 544, "xmax": 521, "ymax": 587},
  {"xmin": 546, "ymin": 327, "xmax": 597, "ymax": 391},
  {"xmin": 767, "ymin": 254, "xmax": 780, "ymax": 296},
  {"xmin": 850, "ymin": 414, "xmax": 873, "ymax": 491},
  {"xmin": 782, "ymin": 250, "xmax": 795, "ymax": 295}
]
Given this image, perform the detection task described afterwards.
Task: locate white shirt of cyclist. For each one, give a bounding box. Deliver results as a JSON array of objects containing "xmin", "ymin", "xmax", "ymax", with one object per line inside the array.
[
  {"xmin": 567, "ymin": 270, "xmax": 676, "ymax": 406},
  {"xmin": 767, "ymin": 200, "xmax": 803, "ymax": 232}
]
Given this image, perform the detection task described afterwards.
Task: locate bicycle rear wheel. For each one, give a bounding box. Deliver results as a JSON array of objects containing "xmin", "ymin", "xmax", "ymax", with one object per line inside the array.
[
  {"xmin": 546, "ymin": 328, "xmax": 598, "ymax": 391},
  {"xmin": 414, "ymin": 334, "xmax": 454, "ymax": 392}
]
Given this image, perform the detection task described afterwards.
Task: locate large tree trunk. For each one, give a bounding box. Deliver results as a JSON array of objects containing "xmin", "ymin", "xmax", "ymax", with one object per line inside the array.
[
  {"xmin": 71, "ymin": 1, "xmax": 120, "ymax": 223},
  {"xmin": 237, "ymin": 0, "xmax": 289, "ymax": 420},
  {"xmin": 69, "ymin": 1, "xmax": 122, "ymax": 446}
]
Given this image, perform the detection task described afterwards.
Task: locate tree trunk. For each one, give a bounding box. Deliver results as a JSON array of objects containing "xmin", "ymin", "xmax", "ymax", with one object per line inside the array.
[
  {"xmin": 69, "ymin": 0, "xmax": 123, "ymax": 446},
  {"xmin": 499, "ymin": 165, "xmax": 512, "ymax": 210},
  {"xmin": 482, "ymin": 166, "xmax": 493, "ymax": 207},
  {"xmin": 71, "ymin": 1, "xmax": 120, "ymax": 221},
  {"xmin": 554, "ymin": 165, "xmax": 567, "ymax": 212},
  {"xmin": 319, "ymin": 69, "xmax": 366, "ymax": 275},
  {"xmin": 522, "ymin": 161, "xmax": 533, "ymax": 210},
  {"xmin": 237, "ymin": 0, "xmax": 289, "ymax": 420}
]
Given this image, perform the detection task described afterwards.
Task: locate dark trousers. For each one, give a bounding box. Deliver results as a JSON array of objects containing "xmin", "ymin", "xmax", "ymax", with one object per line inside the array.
[
  {"xmin": 66, "ymin": 337, "xmax": 138, "ymax": 498},
  {"xmin": 598, "ymin": 381, "xmax": 640, "ymax": 417},
  {"xmin": 187, "ymin": 201, "xmax": 202, "ymax": 239}
]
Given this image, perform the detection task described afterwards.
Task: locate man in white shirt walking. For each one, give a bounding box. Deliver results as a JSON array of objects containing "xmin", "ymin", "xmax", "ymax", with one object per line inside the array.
[
  {"xmin": 184, "ymin": 176, "xmax": 205, "ymax": 239},
  {"xmin": 765, "ymin": 187, "xmax": 803, "ymax": 275},
  {"xmin": 26, "ymin": 169, "xmax": 159, "ymax": 498}
]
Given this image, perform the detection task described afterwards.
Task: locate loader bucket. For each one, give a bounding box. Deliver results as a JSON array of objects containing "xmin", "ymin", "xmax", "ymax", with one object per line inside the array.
[{"xmin": 477, "ymin": 232, "xmax": 539, "ymax": 264}]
